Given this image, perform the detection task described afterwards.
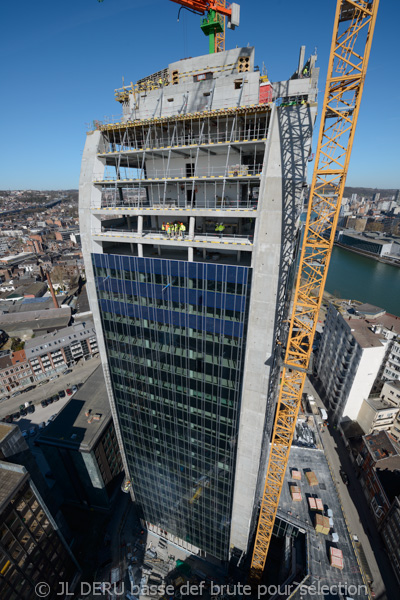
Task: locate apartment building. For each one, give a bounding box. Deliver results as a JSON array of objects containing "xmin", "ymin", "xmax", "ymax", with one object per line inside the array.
[{"xmin": 24, "ymin": 322, "xmax": 98, "ymax": 379}]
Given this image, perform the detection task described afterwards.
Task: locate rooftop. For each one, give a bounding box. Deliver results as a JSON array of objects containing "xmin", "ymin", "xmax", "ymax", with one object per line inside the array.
[
  {"xmin": 278, "ymin": 442, "xmax": 367, "ymax": 597},
  {"xmin": 356, "ymin": 303, "xmax": 386, "ymax": 318},
  {"xmin": 367, "ymin": 311, "xmax": 400, "ymax": 336},
  {"xmin": 0, "ymin": 461, "xmax": 28, "ymax": 513},
  {"xmin": 0, "ymin": 306, "xmax": 71, "ymax": 334},
  {"xmin": 347, "ymin": 318, "xmax": 385, "ymax": 349},
  {"xmin": 24, "ymin": 320, "xmax": 95, "ymax": 357},
  {"xmin": 365, "ymin": 396, "xmax": 399, "ymax": 412},
  {"xmin": 37, "ymin": 365, "xmax": 111, "ymax": 452},
  {"xmin": 364, "ymin": 430, "xmax": 400, "ymax": 461}
]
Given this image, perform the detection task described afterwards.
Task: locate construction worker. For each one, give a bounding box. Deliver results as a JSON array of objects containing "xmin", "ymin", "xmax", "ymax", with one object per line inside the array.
[
  {"xmin": 215, "ymin": 223, "xmax": 225, "ymax": 239},
  {"xmin": 166, "ymin": 222, "xmax": 171, "ymax": 239},
  {"xmin": 174, "ymin": 222, "xmax": 179, "ymax": 239},
  {"xmin": 158, "ymin": 77, "xmax": 163, "ymax": 87},
  {"xmin": 180, "ymin": 222, "xmax": 186, "ymax": 239},
  {"xmin": 302, "ymin": 65, "xmax": 309, "ymax": 77},
  {"xmin": 161, "ymin": 222, "xmax": 166, "ymax": 235}
]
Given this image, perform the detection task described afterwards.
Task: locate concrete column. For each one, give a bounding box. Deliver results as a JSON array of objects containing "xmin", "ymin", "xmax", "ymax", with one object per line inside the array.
[
  {"xmin": 188, "ymin": 247, "xmax": 194, "ymax": 262},
  {"xmin": 138, "ymin": 244, "xmax": 143, "ymax": 257},
  {"xmin": 203, "ymin": 248, "xmax": 207, "ymax": 259},
  {"xmin": 237, "ymin": 251, "xmax": 241, "ymax": 263},
  {"xmin": 189, "ymin": 216, "xmax": 195, "ymax": 239},
  {"xmin": 138, "ymin": 215, "xmax": 143, "ymax": 236},
  {"xmin": 157, "ymin": 245, "xmax": 161, "ymax": 256},
  {"xmin": 130, "ymin": 244, "xmax": 135, "ymax": 254},
  {"xmin": 127, "ymin": 215, "xmax": 132, "ymax": 230}
]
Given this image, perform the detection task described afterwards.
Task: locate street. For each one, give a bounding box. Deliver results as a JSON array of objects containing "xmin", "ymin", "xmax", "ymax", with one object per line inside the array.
[
  {"xmin": 0, "ymin": 355, "xmax": 101, "ymax": 421},
  {"xmin": 304, "ymin": 377, "xmax": 400, "ymax": 600}
]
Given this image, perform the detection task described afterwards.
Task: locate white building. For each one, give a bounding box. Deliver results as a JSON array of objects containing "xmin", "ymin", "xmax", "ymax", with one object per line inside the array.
[
  {"xmin": 315, "ymin": 304, "xmax": 387, "ymax": 422},
  {"xmin": 357, "ymin": 381, "xmax": 400, "ymax": 435}
]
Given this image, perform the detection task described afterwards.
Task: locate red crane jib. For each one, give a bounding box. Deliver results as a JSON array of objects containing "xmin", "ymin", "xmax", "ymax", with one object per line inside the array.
[{"xmin": 169, "ymin": 0, "xmax": 232, "ymax": 18}]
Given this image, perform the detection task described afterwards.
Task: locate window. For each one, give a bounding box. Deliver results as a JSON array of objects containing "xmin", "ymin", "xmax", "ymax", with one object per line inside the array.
[
  {"xmin": 186, "ymin": 163, "xmax": 195, "ymax": 177},
  {"xmin": 194, "ymin": 72, "xmax": 213, "ymax": 82}
]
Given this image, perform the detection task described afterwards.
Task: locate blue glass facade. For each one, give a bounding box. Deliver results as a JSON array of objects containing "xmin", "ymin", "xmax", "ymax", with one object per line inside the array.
[{"xmin": 92, "ymin": 254, "xmax": 252, "ymax": 559}]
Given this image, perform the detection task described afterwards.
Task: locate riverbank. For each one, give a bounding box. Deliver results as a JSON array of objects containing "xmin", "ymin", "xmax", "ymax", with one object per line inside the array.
[
  {"xmin": 325, "ymin": 245, "xmax": 400, "ymax": 317},
  {"xmin": 334, "ymin": 241, "xmax": 400, "ymax": 268}
]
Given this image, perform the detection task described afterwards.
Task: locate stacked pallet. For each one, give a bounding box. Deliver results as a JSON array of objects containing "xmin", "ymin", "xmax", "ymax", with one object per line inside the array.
[
  {"xmin": 291, "ymin": 469, "xmax": 301, "ymax": 481},
  {"xmin": 330, "ymin": 547, "xmax": 344, "ymax": 569},
  {"xmin": 290, "ymin": 485, "xmax": 302, "ymax": 502},
  {"xmin": 315, "ymin": 513, "xmax": 330, "ymax": 535},
  {"xmin": 305, "ymin": 471, "xmax": 319, "ymax": 486}
]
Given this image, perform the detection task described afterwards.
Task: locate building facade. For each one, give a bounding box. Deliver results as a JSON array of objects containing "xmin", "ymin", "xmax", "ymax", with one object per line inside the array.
[
  {"xmin": 315, "ymin": 304, "xmax": 387, "ymax": 422},
  {"xmin": 357, "ymin": 381, "xmax": 400, "ymax": 437},
  {"xmin": 0, "ymin": 350, "xmax": 35, "ymax": 396},
  {"xmin": 0, "ymin": 461, "xmax": 80, "ymax": 600},
  {"xmin": 356, "ymin": 431, "xmax": 400, "ymax": 524},
  {"xmin": 24, "ymin": 322, "xmax": 98, "ymax": 380},
  {"xmin": 37, "ymin": 366, "xmax": 122, "ymax": 510},
  {"xmin": 380, "ymin": 496, "xmax": 400, "ymax": 585},
  {"xmin": 80, "ymin": 46, "xmax": 319, "ymax": 560}
]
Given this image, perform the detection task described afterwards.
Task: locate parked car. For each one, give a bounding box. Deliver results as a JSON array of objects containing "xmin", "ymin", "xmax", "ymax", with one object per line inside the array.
[
  {"xmin": 58, "ymin": 390, "xmax": 66, "ymax": 398},
  {"xmin": 66, "ymin": 389, "xmax": 73, "ymax": 396},
  {"xmin": 71, "ymin": 385, "xmax": 78, "ymax": 393},
  {"xmin": 41, "ymin": 400, "xmax": 48, "ymax": 408},
  {"xmin": 20, "ymin": 408, "xmax": 27, "ymax": 417},
  {"xmin": 339, "ymin": 467, "xmax": 349, "ymax": 485},
  {"xmin": 47, "ymin": 397, "xmax": 54, "ymax": 405},
  {"xmin": 11, "ymin": 390, "xmax": 22, "ymax": 398},
  {"xmin": 51, "ymin": 394, "xmax": 60, "ymax": 403},
  {"xmin": 37, "ymin": 380, "xmax": 47, "ymax": 387},
  {"xmin": 38, "ymin": 422, "xmax": 46, "ymax": 430},
  {"xmin": 62, "ymin": 368, "xmax": 73, "ymax": 375},
  {"xmin": 24, "ymin": 385, "xmax": 36, "ymax": 392},
  {"xmin": 29, "ymin": 427, "xmax": 36, "ymax": 437},
  {"xmin": 12, "ymin": 412, "xmax": 20, "ymax": 420},
  {"xmin": 27, "ymin": 405, "xmax": 35, "ymax": 414},
  {"xmin": 5, "ymin": 415, "xmax": 13, "ymax": 423},
  {"xmin": 327, "ymin": 508, "xmax": 334, "ymax": 528},
  {"xmin": 19, "ymin": 404, "xmax": 25, "ymax": 411}
]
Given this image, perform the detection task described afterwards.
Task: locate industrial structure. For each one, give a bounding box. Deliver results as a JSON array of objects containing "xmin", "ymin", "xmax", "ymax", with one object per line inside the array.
[{"xmin": 81, "ymin": 0, "xmax": 379, "ymax": 582}]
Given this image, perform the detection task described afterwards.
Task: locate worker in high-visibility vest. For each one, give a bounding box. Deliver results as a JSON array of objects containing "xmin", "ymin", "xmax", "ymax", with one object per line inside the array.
[
  {"xmin": 159, "ymin": 77, "xmax": 163, "ymax": 87},
  {"xmin": 302, "ymin": 65, "xmax": 309, "ymax": 77},
  {"xmin": 180, "ymin": 222, "xmax": 186, "ymax": 239},
  {"xmin": 161, "ymin": 222, "xmax": 166, "ymax": 235},
  {"xmin": 166, "ymin": 222, "xmax": 171, "ymax": 239}
]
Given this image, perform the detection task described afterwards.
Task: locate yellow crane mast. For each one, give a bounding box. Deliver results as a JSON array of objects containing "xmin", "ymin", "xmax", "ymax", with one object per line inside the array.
[{"xmin": 250, "ymin": 0, "xmax": 380, "ymax": 581}]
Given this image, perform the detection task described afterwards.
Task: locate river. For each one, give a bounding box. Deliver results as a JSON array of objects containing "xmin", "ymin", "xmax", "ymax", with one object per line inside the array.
[{"xmin": 326, "ymin": 245, "xmax": 400, "ymax": 316}]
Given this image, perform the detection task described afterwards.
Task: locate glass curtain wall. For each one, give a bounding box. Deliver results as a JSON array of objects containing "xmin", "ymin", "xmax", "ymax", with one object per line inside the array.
[{"xmin": 92, "ymin": 253, "xmax": 252, "ymax": 559}]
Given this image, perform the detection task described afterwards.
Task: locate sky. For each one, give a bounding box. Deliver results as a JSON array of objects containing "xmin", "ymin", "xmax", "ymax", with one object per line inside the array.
[{"xmin": 1, "ymin": 0, "xmax": 399, "ymax": 190}]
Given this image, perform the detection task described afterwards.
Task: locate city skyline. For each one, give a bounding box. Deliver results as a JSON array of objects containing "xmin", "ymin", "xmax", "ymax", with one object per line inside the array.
[{"xmin": 1, "ymin": 0, "xmax": 399, "ymax": 190}]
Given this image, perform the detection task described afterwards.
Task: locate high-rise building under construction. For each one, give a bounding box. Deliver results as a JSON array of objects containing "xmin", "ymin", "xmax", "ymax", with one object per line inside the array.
[{"xmin": 80, "ymin": 44, "xmax": 318, "ymax": 562}]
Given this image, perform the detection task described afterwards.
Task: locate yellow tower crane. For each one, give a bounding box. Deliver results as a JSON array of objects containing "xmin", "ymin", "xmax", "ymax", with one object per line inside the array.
[{"xmin": 250, "ymin": 0, "xmax": 380, "ymax": 582}]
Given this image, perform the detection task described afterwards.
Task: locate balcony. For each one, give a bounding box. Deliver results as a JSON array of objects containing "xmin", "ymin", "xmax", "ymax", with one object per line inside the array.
[
  {"xmin": 94, "ymin": 163, "xmax": 263, "ymax": 185},
  {"xmin": 95, "ymin": 226, "xmax": 253, "ymax": 249},
  {"xmin": 99, "ymin": 131, "xmax": 268, "ymax": 155},
  {"xmin": 96, "ymin": 178, "xmax": 260, "ymax": 212}
]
